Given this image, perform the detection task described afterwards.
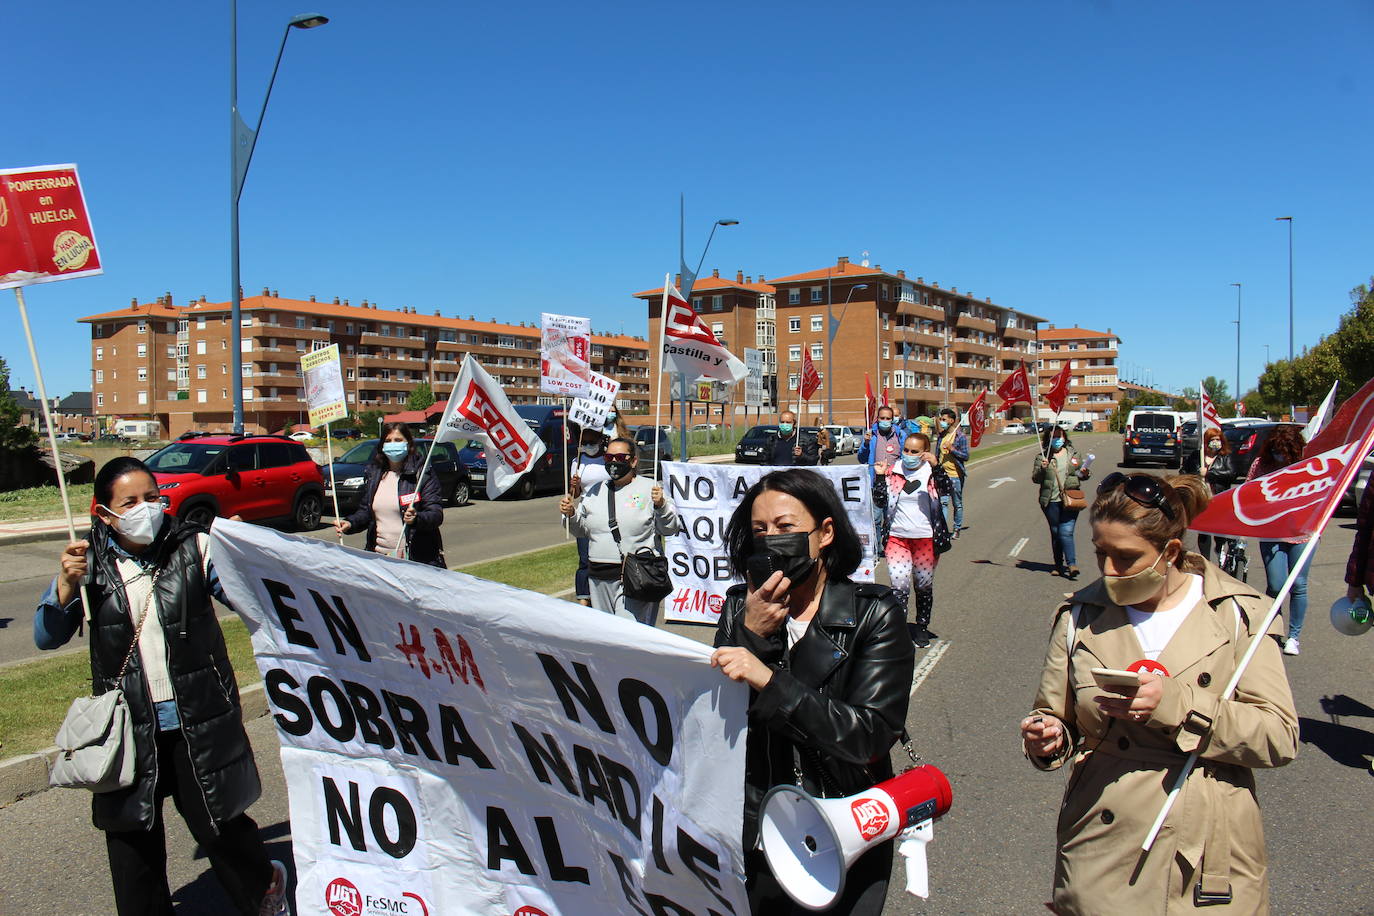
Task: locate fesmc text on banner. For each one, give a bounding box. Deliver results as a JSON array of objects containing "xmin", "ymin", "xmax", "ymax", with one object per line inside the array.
[
  {"xmin": 301, "ymin": 344, "xmax": 348, "ymax": 427},
  {"xmin": 212, "ymin": 520, "xmax": 749, "ymax": 916},
  {"xmin": 567, "ymin": 370, "xmax": 620, "ymax": 432},
  {"xmin": 1, "ymin": 164, "xmax": 103, "ymax": 289},
  {"xmin": 541, "ymin": 312, "xmax": 592, "ymax": 398},
  {"xmin": 659, "ymin": 462, "xmax": 876, "ymax": 624}
]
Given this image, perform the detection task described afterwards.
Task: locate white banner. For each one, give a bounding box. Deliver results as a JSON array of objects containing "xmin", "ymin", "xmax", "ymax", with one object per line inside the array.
[
  {"xmin": 659, "ymin": 462, "xmax": 876, "ymax": 624},
  {"xmin": 212, "ymin": 520, "xmax": 750, "ymax": 916},
  {"xmin": 568, "ymin": 370, "xmax": 620, "ymax": 432},
  {"xmin": 541, "ymin": 312, "xmax": 592, "ymax": 398}
]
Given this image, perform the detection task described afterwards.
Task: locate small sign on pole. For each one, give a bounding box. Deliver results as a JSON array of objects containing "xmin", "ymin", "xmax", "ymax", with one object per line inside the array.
[
  {"xmin": 539, "ymin": 312, "xmax": 592, "ymax": 398},
  {"xmin": 301, "ymin": 344, "xmax": 348, "ymax": 537}
]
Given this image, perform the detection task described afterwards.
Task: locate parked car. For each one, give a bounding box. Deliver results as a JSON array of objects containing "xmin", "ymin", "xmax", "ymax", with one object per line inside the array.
[
  {"xmin": 458, "ymin": 404, "xmax": 573, "ymax": 499},
  {"xmin": 326, "ymin": 438, "xmax": 471, "ymax": 514},
  {"xmin": 287, "ymin": 430, "xmax": 315, "ymax": 441},
  {"xmin": 823, "ymin": 424, "xmax": 857, "ymax": 455},
  {"xmin": 141, "ymin": 433, "xmax": 325, "ymax": 530},
  {"xmin": 52, "ymin": 432, "xmax": 83, "ymax": 443},
  {"xmin": 1072, "ymin": 421, "xmax": 1095, "ymax": 432},
  {"xmin": 1338, "ymin": 449, "xmax": 1374, "ymax": 515},
  {"xmin": 1001, "ymin": 423, "xmax": 1029, "ymax": 435},
  {"xmin": 629, "ymin": 425, "xmax": 674, "ymax": 476},
  {"xmin": 1223, "ymin": 422, "xmax": 1304, "ymax": 477},
  {"xmin": 735, "ymin": 425, "xmax": 778, "ymax": 464},
  {"xmin": 331, "ymin": 428, "xmax": 362, "ymax": 440},
  {"xmin": 1122, "ymin": 411, "xmax": 1182, "ymax": 468}
]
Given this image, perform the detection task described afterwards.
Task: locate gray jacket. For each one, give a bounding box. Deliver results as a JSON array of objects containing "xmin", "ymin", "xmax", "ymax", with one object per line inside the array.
[{"xmin": 568, "ymin": 475, "xmax": 680, "ymax": 564}]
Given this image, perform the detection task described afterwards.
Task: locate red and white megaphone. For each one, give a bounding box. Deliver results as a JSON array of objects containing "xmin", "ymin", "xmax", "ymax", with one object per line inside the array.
[{"xmin": 758, "ymin": 764, "xmax": 952, "ymax": 911}]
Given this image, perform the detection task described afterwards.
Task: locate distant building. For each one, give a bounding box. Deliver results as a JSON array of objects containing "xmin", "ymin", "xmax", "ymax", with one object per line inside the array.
[
  {"xmin": 80, "ymin": 291, "xmax": 651, "ymax": 436},
  {"xmin": 1035, "ymin": 325, "xmax": 1121, "ymax": 426},
  {"xmin": 637, "ymin": 257, "xmax": 1044, "ymax": 425},
  {"xmin": 6, "ymin": 388, "xmax": 95, "ymax": 436}
]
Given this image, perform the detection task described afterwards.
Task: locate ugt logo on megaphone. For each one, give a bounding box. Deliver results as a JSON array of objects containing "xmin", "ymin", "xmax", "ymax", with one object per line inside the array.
[{"xmin": 850, "ymin": 798, "xmax": 890, "ymax": 841}]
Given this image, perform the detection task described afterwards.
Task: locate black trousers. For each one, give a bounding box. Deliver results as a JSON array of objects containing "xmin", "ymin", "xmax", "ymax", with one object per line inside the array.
[
  {"xmin": 104, "ymin": 728, "xmax": 272, "ymax": 916},
  {"xmin": 745, "ymin": 843, "xmax": 893, "ymax": 915}
]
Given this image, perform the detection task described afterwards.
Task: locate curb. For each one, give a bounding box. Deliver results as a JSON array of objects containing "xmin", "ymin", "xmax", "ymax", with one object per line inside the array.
[
  {"xmin": 0, "ymin": 682, "xmax": 269, "ymax": 810},
  {"xmin": 0, "ymin": 524, "xmax": 90, "ymax": 548}
]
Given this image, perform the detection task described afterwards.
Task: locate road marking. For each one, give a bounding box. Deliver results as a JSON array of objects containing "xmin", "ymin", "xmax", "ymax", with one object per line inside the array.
[
  {"xmin": 1009, "ymin": 537, "xmax": 1029, "ymax": 557},
  {"xmin": 910, "ymin": 639, "xmax": 950, "ymax": 699},
  {"xmin": 987, "ymin": 476, "xmax": 1015, "ymax": 488}
]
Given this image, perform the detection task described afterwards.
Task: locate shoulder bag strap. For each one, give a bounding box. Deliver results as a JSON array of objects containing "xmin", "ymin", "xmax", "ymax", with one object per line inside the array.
[
  {"xmin": 605, "ymin": 484, "xmax": 623, "ymax": 557},
  {"xmin": 114, "ymin": 571, "xmax": 161, "ymax": 684}
]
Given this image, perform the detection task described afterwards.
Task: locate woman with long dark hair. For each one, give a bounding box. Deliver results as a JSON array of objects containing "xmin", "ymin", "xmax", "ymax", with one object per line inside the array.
[
  {"xmin": 1245, "ymin": 425, "xmax": 1310, "ymax": 654},
  {"xmin": 35, "ymin": 457, "xmax": 288, "ymax": 915},
  {"xmin": 711, "ymin": 469, "xmax": 914, "ymax": 914},
  {"xmin": 334, "ymin": 422, "xmax": 445, "ymax": 566},
  {"xmin": 1031, "ymin": 424, "xmax": 1091, "ymax": 579},
  {"xmin": 1182, "ymin": 426, "xmax": 1239, "ymax": 562}
]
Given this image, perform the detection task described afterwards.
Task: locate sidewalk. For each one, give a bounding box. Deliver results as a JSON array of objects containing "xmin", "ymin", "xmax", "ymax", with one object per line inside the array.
[{"xmin": 0, "ymin": 517, "xmax": 88, "ymax": 548}]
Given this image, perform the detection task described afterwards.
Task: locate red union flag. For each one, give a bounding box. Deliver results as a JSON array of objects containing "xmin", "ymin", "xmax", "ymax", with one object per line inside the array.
[
  {"xmin": 1305, "ymin": 374, "xmax": 1374, "ymax": 458},
  {"xmin": 800, "ymin": 348, "xmax": 821, "ymax": 400},
  {"xmin": 435, "ymin": 355, "xmax": 546, "ymax": 498},
  {"xmin": 864, "ymin": 373, "xmax": 877, "ymax": 424},
  {"xmin": 968, "ymin": 389, "xmax": 988, "ymax": 448},
  {"xmin": 658, "ymin": 278, "xmax": 748, "ymax": 383},
  {"xmin": 1199, "ymin": 382, "xmax": 1222, "ymax": 440},
  {"xmin": 996, "ymin": 360, "xmax": 1031, "ymax": 413},
  {"xmin": 1, "ymin": 164, "xmax": 103, "ymax": 289},
  {"xmin": 1191, "ymin": 423, "xmax": 1374, "ymax": 542},
  {"xmin": 1045, "ymin": 362, "xmax": 1073, "ymax": 415}
]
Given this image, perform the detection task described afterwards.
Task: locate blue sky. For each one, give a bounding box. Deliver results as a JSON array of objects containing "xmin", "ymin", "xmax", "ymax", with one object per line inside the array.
[{"xmin": 5, "ymin": 0, "xmax": 1371, "ymax": 399}]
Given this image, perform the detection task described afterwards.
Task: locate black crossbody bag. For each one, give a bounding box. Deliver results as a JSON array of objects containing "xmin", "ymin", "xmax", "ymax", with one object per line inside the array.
[{"xmin": 607, "ymin": 484, "xmax": 673, "ymax": 602}]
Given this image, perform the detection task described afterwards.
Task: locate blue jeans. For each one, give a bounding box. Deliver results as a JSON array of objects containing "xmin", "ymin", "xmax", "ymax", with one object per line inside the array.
[
  {"xmin": 1041, "ymin": 501, "xmax": 1078, "ymax": 570},
  {"xmin": 575, "ymin": 536, "xmax": 591, "ymax": 600},
  {"xmin": 941, "ymin": 474, "xmax": 965, "ymax": 532},
  {"xmin": 1260, "ymin": 540, "xmax": 1310, "ymax": 640}
]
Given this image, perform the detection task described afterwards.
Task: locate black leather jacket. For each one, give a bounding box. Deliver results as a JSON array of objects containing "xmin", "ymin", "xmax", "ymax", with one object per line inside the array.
[
  {"xmin": 1182, "ymin": 450, "xmax": 1238, "ymax": 494},
  {"xmin": 714, "ymin": 578, "xmax": 915, "ymax": 849},
  {"xmin": 85, "ymin": 517, "xmax": 260, "ymax": 832},
  {"xmin": 344, "ymin": 451, "xmax": 446, "ymax": 566}
]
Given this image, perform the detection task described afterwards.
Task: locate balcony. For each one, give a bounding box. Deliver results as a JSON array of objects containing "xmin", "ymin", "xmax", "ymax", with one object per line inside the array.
[
  {"xmin": 949, "ymin": 337, "xmax": 997, "ymax": 358},
  {"xmin": 356, "ymin": 353, "xmax": 425, "ymax": 369},
  {"xmin": 898, "ymin": 327, "xmax": 946, "ymax": 349},
  {"xmin": 955, "ymin": 313, "xmax": 997, "ymax": 333},
  {"xmin": 1001, "ymin": 325, "xmax": 1035, "ymax": 342},
  {"xmin": 952, "ymin": 364, "xmax": 997, "ymax": 382},
  {"xmin": 899, "ymin": 301, "xmax": 946, "ymax": 323}
]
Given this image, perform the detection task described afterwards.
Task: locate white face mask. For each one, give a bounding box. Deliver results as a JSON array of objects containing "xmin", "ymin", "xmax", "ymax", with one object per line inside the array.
[
  {"xmin": 102, "ymin": 500, "xmax": 165, "ymax": 545},
  {"xmin": 581, "ymin": 444, "xmax": 602, "ymax": 457}
]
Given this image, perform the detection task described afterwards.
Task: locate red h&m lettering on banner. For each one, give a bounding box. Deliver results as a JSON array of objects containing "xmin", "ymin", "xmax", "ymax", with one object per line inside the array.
[{"xmin": 457, "ymin": 382, "xmax": 535, "ymax": 472}]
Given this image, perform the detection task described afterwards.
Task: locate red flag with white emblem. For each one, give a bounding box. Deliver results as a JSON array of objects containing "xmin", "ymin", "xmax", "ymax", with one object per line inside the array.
[
  {"xmin": 865, "ymin": 373, "xmax": 877, "ymax": 426},
  {"xmin": 1199, "ymin": 382, "xmax": 1222, "ymax": 440},
  {"xmin": 1045, "ymin": 362, "xmax": 1073, "ymax": 415},
  {"xmin": 800, "ymin": 349, "xmax": 821, "ymax": 401},
  {"xmin": 968, "ymin": 390, "xmax": 988, "ymax": 448},
  {"xmin": 996, "ymin": 360, "xmax": 1032, "ymax": 413},
  {"xmin": 1304, "ymin": 374, "xmax": 1374, "ymax": 458}
]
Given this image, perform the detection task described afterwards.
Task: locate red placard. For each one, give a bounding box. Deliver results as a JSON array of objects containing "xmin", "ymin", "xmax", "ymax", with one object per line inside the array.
[{"xmin": 0, "ymin": 164, "xmax": 102, "ymax": 290}]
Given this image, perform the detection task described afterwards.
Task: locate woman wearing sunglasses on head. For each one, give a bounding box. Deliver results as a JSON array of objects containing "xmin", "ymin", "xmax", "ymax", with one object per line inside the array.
[
  {"xmin": 1031, "ymin": 423, "xmax": 1091, "ymax": 579},
  {"xmin": 1019, "ymin": 471, "xmax": 1297, "ymax": 915}
]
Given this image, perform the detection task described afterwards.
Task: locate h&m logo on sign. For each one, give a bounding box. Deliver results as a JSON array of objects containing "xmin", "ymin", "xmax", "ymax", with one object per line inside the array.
[{"xmin": 850, "ymin": 797, "xmax": 889, "ymax": 841}]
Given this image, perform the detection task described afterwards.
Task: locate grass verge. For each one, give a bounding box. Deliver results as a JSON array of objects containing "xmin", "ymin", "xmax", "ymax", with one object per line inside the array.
[
  {"xmin": 969, "ymin": 437, "xmax": 1042, "ymax": 463},
  {"xmin": 0, "ymin": 483, "xmax": 95, "ymax": 523},
  {"xmin": 0, "ymin": 543, "xmax": 580, "ymax": 761}
]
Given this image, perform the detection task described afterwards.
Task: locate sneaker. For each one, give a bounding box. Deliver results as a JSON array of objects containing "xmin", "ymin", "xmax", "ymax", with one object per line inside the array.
[
  {"xmin": 1066, "ymin": 566, "xmax": 1081, "ymax": 581},
  {"xmin": 913, "ymin": 627, "xmax": 931, "ymax": 649},
  {"xmin": 1282, "ymin": 638, "xmax": 1300, "ymax": 657},
  {"xmin": 259, "ymin": 860, "xmax": 290, "ymax": 916}
]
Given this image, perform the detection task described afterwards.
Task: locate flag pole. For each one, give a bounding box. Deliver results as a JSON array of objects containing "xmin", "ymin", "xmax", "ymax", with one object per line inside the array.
[
  {"xmin": 653, "ymin": 275, "xmax": 669, "ymax": 482},
  {"xmin": 13, "ymin": 286, "xmax": 91, "ymax": 622},
  {"xmin": 562, "ymin": 397, "xmax": 571, "ymax": 540},
  {"xmin": 324, "ymin": 420, "xmax": 342, "ymax": 544},
  {"xmin": 395, "ymin": 428, "xmax": 441, "ymax": 559}
]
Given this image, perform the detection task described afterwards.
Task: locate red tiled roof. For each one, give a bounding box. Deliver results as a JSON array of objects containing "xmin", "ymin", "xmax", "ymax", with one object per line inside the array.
[
  {"xmin": 77, "ymin": 302, "xmax": 182, "ymax": 321},
  {"xmin": 1037, "ymin": 327, "xmax": 1117, "ymax": 341},
  {"xmin": 767, "ymin": 263, "xmax": 894, "ymax": 284},
  {"xmin": 634, "ymin": 275, "xmax": 776, "ymax": 298}
]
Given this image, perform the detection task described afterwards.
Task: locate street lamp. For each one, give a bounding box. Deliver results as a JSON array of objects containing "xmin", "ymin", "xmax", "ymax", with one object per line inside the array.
[
  {"xmin": 230, "ymin": 4, "xmax": 329, "ymax": 434},
  {"xmin": 1276, "ymin": 217, "xmax": 1293, "ymax": 361},
  {"xmin": 1230, "ymin": 283, "xmax": 1242, "ymax": 410},
  {"xmin": 676, "ymin": 213, "xmax": 738, "ymax": 459},
  {"xmin": 1264, "ymin": 344, "xmax": 1271, "ymax": 366},
  {"xmin": 826, "ymin": 283, "xmax": 867, "ymax": 424}
]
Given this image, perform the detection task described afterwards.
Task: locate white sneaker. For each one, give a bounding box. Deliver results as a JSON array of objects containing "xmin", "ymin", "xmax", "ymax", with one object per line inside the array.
[{"xmin": 1282, "ymin": 638, "xmax": 1300, "ymax": 656}]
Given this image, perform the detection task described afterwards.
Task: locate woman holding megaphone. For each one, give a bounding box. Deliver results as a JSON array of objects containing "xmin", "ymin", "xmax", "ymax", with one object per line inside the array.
[
  {"xmin": 712, "ymin": 469, "xmax": 915, "ymax": 914},
  {"xmin": 1020, "ymin": 472, "xmax": 1298, "ymax": 914}
]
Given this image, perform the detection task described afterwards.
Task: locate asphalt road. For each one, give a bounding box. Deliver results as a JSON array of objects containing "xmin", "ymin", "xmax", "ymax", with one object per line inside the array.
[{"xmin": 3, "ymin": 435, "xmax": 1372, "ymax": 914}]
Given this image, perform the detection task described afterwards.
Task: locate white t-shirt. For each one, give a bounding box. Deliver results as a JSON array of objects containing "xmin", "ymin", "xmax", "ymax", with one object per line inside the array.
[
  {"xmin": 1125, "ymin": 573, "xmax": 1204, "ymax": 660},
  {"xmin": 889, "ymin": 464, "xmax": 935, "ymax": 539},
  {"xmin": 785, "ymin": 615, "xmax": 811, "ymax": 650},
  {"xmin": 576, "ymin": 455, "xmax": 610, "ymax": 489}
]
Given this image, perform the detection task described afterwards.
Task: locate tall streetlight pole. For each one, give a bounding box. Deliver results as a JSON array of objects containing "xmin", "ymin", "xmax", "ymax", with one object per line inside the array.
[
  {"xmin": 826, "ymin": 283, "xmax": 867, "ymax": 425},
  {"xmin": 231, "ymin": 4, "xmax": 329, "ymax": 434},
  {"xmin": 676, "ymin": 209, "xmax": 738, "ymax": 459},
  {"xmin": 1264, "ymin": 344, "xmax": 1271, "ymax": 366},
  {"xmin": 1275, "ymin": 216, "xmax": 1293, "ymax": 361},
  {"xmin": 1230, "ymin": 283, "xmax": 1242, "ymax": 411}
]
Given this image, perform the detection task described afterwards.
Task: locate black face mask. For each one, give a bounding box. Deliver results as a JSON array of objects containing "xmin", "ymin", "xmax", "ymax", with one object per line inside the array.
[
  {"xmin": 605, "ymin": 460, "xmax": 632, "ymax": 480},
  {"xmin": 745, "ymin": 531, "xmax": 818, "ymax": 590}
]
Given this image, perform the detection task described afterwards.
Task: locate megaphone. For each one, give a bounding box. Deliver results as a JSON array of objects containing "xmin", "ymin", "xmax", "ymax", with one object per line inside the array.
[
  {"xmin": 1330, "ymin": 595, "xmax": 1373, "ymax": 636},
  {"xmin": 758, "ymin": 764, "xmax": 952, "ymax": 911}
]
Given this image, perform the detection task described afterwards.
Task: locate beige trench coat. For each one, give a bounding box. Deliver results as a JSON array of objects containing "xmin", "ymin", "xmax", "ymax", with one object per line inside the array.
[{"xmin": 1029, "ymin": 561, "xmax": 1298, "ymax": 915}]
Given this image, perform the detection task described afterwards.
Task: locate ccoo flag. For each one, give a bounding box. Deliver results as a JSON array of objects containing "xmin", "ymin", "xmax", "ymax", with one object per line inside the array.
[
  {"xmin": 1304, "ymin": 374, "xmax": 1374, "ymax": 458},
  {"xmin": 800, "ymin": 348, "xmax": 821, "ymax": 400},
  {"xmin": 967, "ymin": 389, "xmax": 988, "ymax": 448},
  {"xmin": 659, "ymin": 277, "xmax": 748, "ymax": 383},
  {"xmin": 1045, "ymin": 362, "xmax": 1073, "ymax": 415},
  {"xmin": 434, "ymin": 355, "xmax": 547, "ymax": 499},
  {"xmin": 996, "ymin": 360, "xmax": 1032, "ymax": 413}
]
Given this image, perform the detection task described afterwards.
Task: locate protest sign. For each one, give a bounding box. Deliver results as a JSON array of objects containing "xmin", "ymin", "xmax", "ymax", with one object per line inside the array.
[
  {"xmin": 301, "ymin": 344, "xmax": 347, "ymax": 427},
  {"xmin": 743, "ymin": 349, "xmax": 764, "ymax": 407},
  {"xmin": 658, "ymin": 462, "xmax": 876, "ymax": 624},
  {"xmin": 212, "ymin": 520, "xmax": 750, "ymax": 916},
  {"xmin": 540, "ymin": 312, "xmax": 592, "ymax": 397},
  {"xmin": 568, "ymin": 370, "xmax": 620, "ymax": 431},
  {"xmin": 1, "ymin": 164, "xmax": 103, "ymax": 289}
]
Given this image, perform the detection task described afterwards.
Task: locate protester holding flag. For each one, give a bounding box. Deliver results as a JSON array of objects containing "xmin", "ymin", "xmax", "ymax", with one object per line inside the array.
[
  {"xmin": 858, "ymin": 403, "xmax": 904, "ymax": 474},
  {"xmin": 873, "ymin": 433, "xmax": 951, "ymax": 648},
  {"xmin": 935, "ymin": 407, "xmax": 969, "ymax": 538},
  {"xmin": 1244, "ymin": 425, "xmax": 1311, "ymax": 655},
  {"xmin": 1020, "ymin": 471, "xmax": 1297, "ymax": 915},
  {"xmin": 1182, "ymin": 427, "xmax": 1239, "ymax": 562},
  {"xmin": 712, "ymin": 468, "xmax": 915, "ymax": 914},
  {"xmin": 1031, "ymin": 425, "xmax": 1091, "ymax": 579},
  {"xmin": 569, "ymin": 424, "xmax": 612, "ymax": 606},
  {"xmin": 770, "ymin": 409, "xmax": 819, "ymax": 466},
  {"xmin": 34, "ymin": 458, "xmax": 290, "ymax": 916},
  {"xmin": 561, "ymin": 437, "xmax": 680, "ymax": 624},
  {"xmin": 335, "ymin": 423, "xmax": 445, "ymax": 566}
]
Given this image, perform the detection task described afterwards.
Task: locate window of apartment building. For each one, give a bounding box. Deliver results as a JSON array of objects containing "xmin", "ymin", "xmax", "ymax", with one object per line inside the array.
[
  {"xmin": 197, "ymin": 316, "xmax": 206, "ymax": 330},
  {"xmin": 809, "ymin": 315, "xmax": 822, "ymax": 332},
  {"xmin": 295, "ymin": 340, "xmax": 306, "ymax": 352},
  {"xmin": 220, "ymin": 388, "xmax": 227, "ymax": 399},
  {"xmin": 165, "ymin": 345, "xmax": 175, "ymax": 358},
  {"xmin": 345, "ymin": 323, "xmax": 354, "ymax": 335},
  {"xmin": 882, "ymin": 372, "xmax": 890, "ymax": 389},
  {"xmin": 294, "ymin": 316, "xmax": 306, "ymax": 329},
  {"xmin": 221, "ymin": 339, "xmax": 228, "ymax": 350},
  {"xmin": 881, "ymin": 316, "xmax": 890, "ymax": 330},
  {"xmin": 96, "ymin": 393, "xmax": 104, "ymax": 407},
  {"xmin": 137, "ymin": 320, "xmax": 147, "ymax": 334},
  {"xmin": 810, "ymin": 288, "xmax": 822, "ymax": 303},
  {"xmin": 711, "ymin": 322, "xmax": 725, "ymax": 342},
  {"xmin": 810, "ymin": 343, "xmax": 823, "ymax": 360},
  {"xmin": 95, "ymin": 347, "xmax": 103, "ymax": 361},
  {"xmin": 346, "ymin": 345, "xmax": 354, "ymax": 355},
  {"xmin": 196, "ymin": 365, "xmax": 207, "ymax": 379},
  {"xmin": 788, "ymin": 290, "xmax": 800, "ymax": 305},
  {"xmin": 137, "ymin": 368, "xmax": 148, "ymax": 381},
  {"xmin": 882, "ymin": 343, "xmax": 890, "ymax": 359},
  {"xmin": 242, "ymin": 387, "xmax": 253, "ymax": 402},
  {"xmin": 346, "ymin": 369, "xmax": 355, "ymax": 381},
  {"xmin": 711, "ymin": 295, "xmax": 723, "ymax": 311},
  {"xmin": 788, "ymin": 373, "xmax": 799, "ymax": 391},
  {"xmin": 238, "ymin": 316, "xmax": 251, "ymax": 328},
  {"xmin": 788, "ymin": 345, "xmax": 801, "ymax": 361},
  {"xmin": 497, "ymin": 335, "xmax": 516, "ymax": 349},
  {"xmin": 95, "ymin": 369, "xmax": 104, "ymax": 383},
  {"xmin": 166, "ymin": 369, "xmax": 176, "ymax": 382},
  {"xmin": 137, "ymin": 391, "xmax": 148, "ymax": 405},
  {"xmin": 111, "ymin": 369, "xmax": 117, "ymax": 379},
  {"xmin": 137, "ymin": 344, "xmax": 147, "ymax": 358},
  {"xmin": 788, "ymin": 316, "xmax": 801, "ymax": 333},
  {"xmin": 196, "ymin": 340, "xmax": 207, "ymax": 355},
  {"xmin": 1068, "ymin": 395, "xmax": 1079, "ymax": 404},
  {"xmin": 881, "ymin": 285, "xmax": 889, "ymax": 301},
  {"xmin": 691, "ymin": 298, "xmax": 701, "ymax": 312}
]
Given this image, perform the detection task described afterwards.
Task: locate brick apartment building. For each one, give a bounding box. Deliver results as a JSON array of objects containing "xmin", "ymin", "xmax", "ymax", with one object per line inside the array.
[
  {"xmin": 637, "ymin": 257, "xmax": 1044, "ymax": 425},
  {"xmin": 1035, "ymin": 325, "xmax": 1122, "ymax": 427},
  {"xmin": 7, "ymin": 389, "xmax": 97, "ymax": 437},
  {"xmin": 80, "ymin": 291, "xmax": 651, "ymax": 436}
]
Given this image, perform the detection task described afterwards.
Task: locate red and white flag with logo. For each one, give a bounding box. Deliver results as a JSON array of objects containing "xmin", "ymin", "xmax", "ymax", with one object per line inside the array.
[
  {"xmin": 968, "ymin": 389, "xmax": 988, "ymax": 448},
  {"xmin": 1199, "ymin": 381, "xmax": 1222, "ymax": 440},
  {"xmin": 434, "ymin": 355, "xmax": 546, "ymax": 499},
  {"xmin": 865, "ymin": 372, "xmax": 877, "ymax": 425},
  {"xmin": 1045, "ymin": 362, "xmax": 1073, "ymax": 415},
  {"xmin": 996, "ymin": 360, "xmax": 1032, "ymax": 413},
  {"xmin": 1304, "ymin": 374, "xmax": 1374, "ymax": 457},
  {"xmin": 658, "ymin": 277, "xmax": 748, "ymax": 383},
  {"xmin": 800, "ymin": 348, "xmax": 821, "ymax": 401}
]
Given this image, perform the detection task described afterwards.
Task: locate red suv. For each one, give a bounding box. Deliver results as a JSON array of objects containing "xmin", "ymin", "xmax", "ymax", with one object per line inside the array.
[{"xmin": 143, "ymin": 433, "xmax": 325, "ymax": 530}]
